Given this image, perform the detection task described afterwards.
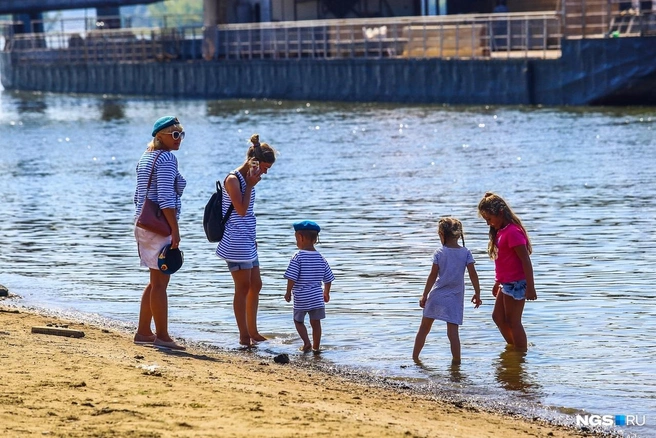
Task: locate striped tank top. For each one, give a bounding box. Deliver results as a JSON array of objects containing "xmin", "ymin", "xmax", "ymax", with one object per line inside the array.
[{"xmin": 215, "ymin": 171, "xmax": 257, "ymax": 262}]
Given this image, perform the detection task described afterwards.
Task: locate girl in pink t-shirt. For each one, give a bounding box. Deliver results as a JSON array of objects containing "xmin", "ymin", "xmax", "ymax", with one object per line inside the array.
[{"xmin": 478, "ymin": 192, "xmax": 536, "ymax": 351}]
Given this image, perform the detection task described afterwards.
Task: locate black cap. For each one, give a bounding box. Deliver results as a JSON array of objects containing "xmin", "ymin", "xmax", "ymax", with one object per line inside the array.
[{"xmin": 158, "ymin": 244, "xmax": 184, "ymax": 275}]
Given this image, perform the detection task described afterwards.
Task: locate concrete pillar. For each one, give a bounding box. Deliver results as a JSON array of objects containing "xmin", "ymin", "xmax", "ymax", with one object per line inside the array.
[
  {"xmin": 203, "ymin": 0, "xmax": 226, "ymax": 60},
  {"xmin": 204, "ymin": 0, "xmax": 226, "ymax": 25}
]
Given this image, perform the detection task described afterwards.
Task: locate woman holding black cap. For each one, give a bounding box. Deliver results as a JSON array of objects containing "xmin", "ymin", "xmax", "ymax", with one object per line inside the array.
[{"xmin": 133, "ymin": 116, "xmax": 186, "ymax": 351}]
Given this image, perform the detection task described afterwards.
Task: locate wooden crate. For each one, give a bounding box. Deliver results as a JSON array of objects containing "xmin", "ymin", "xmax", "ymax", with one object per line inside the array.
[{"xmin": 402, "ymin": 24, "xmax": 489, "ymax": 58}]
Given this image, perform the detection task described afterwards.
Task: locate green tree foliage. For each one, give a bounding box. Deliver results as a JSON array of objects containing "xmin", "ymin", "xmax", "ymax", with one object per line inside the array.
[
  {"xmin": 148, "ymin": 0, "xmax": 203, "ymax": 17},
  {"xmin": 147, "ymin": 0, "xmax": 203, "ymax": 26}
]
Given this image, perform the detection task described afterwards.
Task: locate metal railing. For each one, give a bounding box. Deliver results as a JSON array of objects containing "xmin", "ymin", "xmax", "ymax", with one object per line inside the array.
[
  {"xmin": 212, "ymin": 13, "xmax": 562, "ymax": 60},
  {"xmin": 13, "ymin": 14, "xmax": 203, "ymax": 34},
  {"xmin": 5, "ymin": 27, "xmax": 204, "ymax": 64},
  {"xmin": 3, "ymin": 13, "xmax": 563, "ymax": 65},
  {"xmin": 563, "ymin": 0, "xmax": 656, "ymax": 37}
]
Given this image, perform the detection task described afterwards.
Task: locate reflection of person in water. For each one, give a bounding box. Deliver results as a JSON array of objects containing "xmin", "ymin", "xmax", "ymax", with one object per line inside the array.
[
  {"xmin": 448, "ymin": 362, "xmax": 466, "ymax": 383},
  {"xmin": 495, "ymin": 346, "xmax": 538, "ymax": 393}
]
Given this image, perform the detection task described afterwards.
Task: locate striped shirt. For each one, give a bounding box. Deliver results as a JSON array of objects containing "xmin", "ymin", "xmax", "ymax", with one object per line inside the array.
[
  {"xmin": 134, "ymin": 150, "xmax": 185, "ymax": 222},
  {"xmin": 284, "ymin": 250, "xmax": 335, "ymax": 311},
  {"xmin": 216, "ymin": 171, "xmax": 257, "ymax": 262}
]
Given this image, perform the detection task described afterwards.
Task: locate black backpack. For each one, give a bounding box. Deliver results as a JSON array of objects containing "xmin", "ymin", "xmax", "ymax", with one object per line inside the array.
[{"xmin": 203, "ymin": 179, "xmax": 234, "ymax": 243}]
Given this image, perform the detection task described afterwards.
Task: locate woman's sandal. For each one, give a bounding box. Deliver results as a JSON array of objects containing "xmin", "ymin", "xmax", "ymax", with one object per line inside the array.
[
  {"xmin": 153, "ymin": 338, "xmax": 186, "ymax": 351},
  {"xmin": 133, "ymin": 333, "xmax": 157, "ymax": 345}
]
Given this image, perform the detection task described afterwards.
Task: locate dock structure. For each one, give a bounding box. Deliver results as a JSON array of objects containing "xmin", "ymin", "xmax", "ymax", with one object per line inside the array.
[{"xmin": 1, "ymin": 0, "xmax": 655, "ymax": 105}]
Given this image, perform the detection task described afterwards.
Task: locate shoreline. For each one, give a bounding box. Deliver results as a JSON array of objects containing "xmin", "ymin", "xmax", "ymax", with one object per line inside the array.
[{"xmin": 0, "ymin": 300, "xmax": 602, "ymax": 437}]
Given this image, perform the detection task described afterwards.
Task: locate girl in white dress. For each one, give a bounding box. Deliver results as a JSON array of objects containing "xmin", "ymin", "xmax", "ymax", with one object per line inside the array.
[{"xmin": 412, "ymin": 217, "xmax": 482, "ymax": 364}]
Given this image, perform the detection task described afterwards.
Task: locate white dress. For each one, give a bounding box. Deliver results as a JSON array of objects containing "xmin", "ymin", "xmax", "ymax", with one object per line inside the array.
[{"xmin": 423, "ymin": 246, "xmax": 475, "ymax": 325}]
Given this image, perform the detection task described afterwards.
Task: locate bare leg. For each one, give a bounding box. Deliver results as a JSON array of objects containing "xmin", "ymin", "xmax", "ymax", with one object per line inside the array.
[
  {"xmin": 412, "ymin": 317, "xmax": 435, "ymax": 361},
  {"xmin": 310, "ymin": 319, "xmax": 322, "ymax": 351},
  {"xmin": 136, "ymin": 283, "xmax": 155, "ymax": 337},
  {"xmin": 148, "ymin": 269, "xmax": 172, "ymax": 342},
  {"xmin": 246, "ymin": 266, "xmax": 266, "ymax": 342},
  {"xmin": 503, "ymin": 294, "xmax": 527, "ymax": 350},
  {"xmin": 492, "ymin": 292, "xmax": 514, "ymax": 345},
  {"xmin": 230, "ymin": 268, "xmax": 253, "ymax": 346},
  {"xmin": 294, "ymin": 320, "xmax": 312, "ymax": 352},
  {"xmin": 446, "ymin": 322, "xmax": 461, "ymax": 364}
]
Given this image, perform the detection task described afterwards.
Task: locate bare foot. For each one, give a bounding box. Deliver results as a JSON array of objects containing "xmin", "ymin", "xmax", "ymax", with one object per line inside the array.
[
  {"xmin": 250, "ymin": 334, "xmax": 267, "ymax": 343},
  {"xmin": 239, "ymin": 337, "xmax": 253, "ymax": 347},
  {"xmin": 299, "ymin": 345, "xmax": 312, "ymax": 353}
]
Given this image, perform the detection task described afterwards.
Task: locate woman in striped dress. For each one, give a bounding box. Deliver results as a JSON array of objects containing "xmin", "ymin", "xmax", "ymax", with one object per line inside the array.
[
  {"xmin": 216, "ymin": 134, "xmax": 277, "ymax": 346},
  {"xmin": 133, "ymin": 116, "xmax": 187, "ymax": 351}
]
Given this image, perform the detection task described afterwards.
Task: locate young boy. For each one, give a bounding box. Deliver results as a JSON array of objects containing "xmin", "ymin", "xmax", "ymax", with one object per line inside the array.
[{"xmin": 284, "ymin": 220, "xmax": 334, "ymax": 353}]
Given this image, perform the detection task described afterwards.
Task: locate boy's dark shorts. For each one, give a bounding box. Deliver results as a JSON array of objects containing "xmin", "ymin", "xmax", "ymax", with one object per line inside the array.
[{"xmin": 294, "ymin": 307, "xmax": 325, "ymax": 323}]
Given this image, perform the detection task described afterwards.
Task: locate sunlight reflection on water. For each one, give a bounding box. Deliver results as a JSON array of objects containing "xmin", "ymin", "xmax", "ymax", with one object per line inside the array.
[{"xmin": 1, "ymin": 91, "xmax": 655, "ymax": 436}]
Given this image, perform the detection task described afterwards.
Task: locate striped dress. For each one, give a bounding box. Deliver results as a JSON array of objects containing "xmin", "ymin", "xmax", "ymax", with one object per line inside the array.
[
  {"xmin": 284, "ymin": 250, "xmax": 335, "ymax": 311},
  {"xmin": 216, "ymin": 171, "xmax": 257, "ymax": 262},
  {"xmin": 134, "ymin": 150, "xmax": 185, "ymax": 223}
]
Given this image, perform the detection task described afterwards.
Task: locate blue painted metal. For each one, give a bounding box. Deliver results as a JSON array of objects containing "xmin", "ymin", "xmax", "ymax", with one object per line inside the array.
[
  {"xmin": 2, "ymin": 37, "xmax": 656, "ymax": 105},
  {"xmin": 0, "ymin": 0, "xmax": 160, "ymax": 14},
  {"xmin": 13, "ymin": 13, "xmax": 45, "ymax": 33}
]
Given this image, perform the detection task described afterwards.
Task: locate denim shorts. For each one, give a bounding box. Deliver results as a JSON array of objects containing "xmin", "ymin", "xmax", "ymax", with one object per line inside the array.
[
  {"xmin": 226, "ymin": 258, "xmax": 260, "ymax": 272},
  {"xmin": 501, "ymin": 279, "xmax": 527, "ymax": 300},
  {"xmin": 294, "ymin": 307, "xmax": 325, "ymax": 323}
]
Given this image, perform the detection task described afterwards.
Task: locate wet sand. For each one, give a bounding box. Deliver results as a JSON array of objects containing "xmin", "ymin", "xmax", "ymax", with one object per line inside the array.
[{"xmin": 0, "ymin": 304, "xmax": 598, "ymax": 437}]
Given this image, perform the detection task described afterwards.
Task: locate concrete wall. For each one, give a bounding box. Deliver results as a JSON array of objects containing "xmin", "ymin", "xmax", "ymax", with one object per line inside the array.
[
  {"xmin": 2, "ymin": 38, "xmax": 656, "ymax": 105},
  {"xmin": 0, "ymin": 56, "xmax": 533, "ymax": 104}
]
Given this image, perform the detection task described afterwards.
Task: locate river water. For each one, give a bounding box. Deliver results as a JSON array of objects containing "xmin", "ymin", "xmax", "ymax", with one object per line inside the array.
[{"xmin": 1, "ymin": 90, "xmax": 654, "ymax": 436}]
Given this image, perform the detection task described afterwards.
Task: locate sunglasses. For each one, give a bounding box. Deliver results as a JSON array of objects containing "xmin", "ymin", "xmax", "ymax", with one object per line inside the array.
[{"xmin": 167, "ymin": 131, "xmax": 185, "ymax": 140}]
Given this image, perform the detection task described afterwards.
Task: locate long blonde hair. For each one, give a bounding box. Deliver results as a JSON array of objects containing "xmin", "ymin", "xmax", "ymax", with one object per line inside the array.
[{"xmin": 477, "ymin": 192, "xmax": 532, "ymax": 259}]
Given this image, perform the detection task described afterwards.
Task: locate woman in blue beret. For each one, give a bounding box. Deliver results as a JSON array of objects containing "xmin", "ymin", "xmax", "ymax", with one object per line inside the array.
[
  {"xmin": 133, "ymin": 116, "xmax": 187, "ymax": 351},
  {"xmin": 216, "ymin": 134, "xmax": 277, "ymax": 346}
]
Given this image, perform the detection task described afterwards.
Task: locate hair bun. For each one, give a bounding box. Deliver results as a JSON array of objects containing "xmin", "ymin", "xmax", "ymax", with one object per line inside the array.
[{"xmin": 250, "ymin": 134, "xmax": 260, "ymax": 147}]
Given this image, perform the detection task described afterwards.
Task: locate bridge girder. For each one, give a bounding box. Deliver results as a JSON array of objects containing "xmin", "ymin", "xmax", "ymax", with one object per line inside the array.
[{"xmin": 0, "ymin": 0, "xmax": 161, "ymax": 15}]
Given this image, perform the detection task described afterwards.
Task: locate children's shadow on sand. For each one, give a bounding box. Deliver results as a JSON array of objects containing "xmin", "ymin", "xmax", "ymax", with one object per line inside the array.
[{"xmin": 151, "ymin": 345, "xmax": 238, "ymax": 363}]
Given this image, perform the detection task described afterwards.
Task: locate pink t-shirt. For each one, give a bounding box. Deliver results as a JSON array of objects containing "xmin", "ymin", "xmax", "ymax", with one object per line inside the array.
[{"xmin": 494, "ymin": 223, "xmax": 528, "ymax": 283}]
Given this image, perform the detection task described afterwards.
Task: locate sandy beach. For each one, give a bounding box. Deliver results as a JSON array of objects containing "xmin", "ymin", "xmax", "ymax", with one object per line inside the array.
[{"xmin": 0, "ymin": 304, "xmax": 597, "ymax": 438}]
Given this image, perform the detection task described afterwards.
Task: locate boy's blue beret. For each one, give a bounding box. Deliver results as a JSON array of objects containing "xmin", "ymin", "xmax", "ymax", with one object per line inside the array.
[
  {"xmin": 152, "ymin": 116, "xmax": 179, "ymax": 137},
  {"xmin": 293, "ymin": 220, "xmax": 321, "ymax": 232}
]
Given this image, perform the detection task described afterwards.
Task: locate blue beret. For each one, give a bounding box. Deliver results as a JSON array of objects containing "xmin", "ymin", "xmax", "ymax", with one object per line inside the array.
[
  {"xmin": 152, "ymin": 116, "xmax": 179, "ymax": 137},
  {"xmin": 293, "ymin": 220, "xmax": 321, "ymax": 232}
]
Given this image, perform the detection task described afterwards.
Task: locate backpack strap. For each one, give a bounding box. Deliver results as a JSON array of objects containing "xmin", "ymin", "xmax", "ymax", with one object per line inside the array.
[{"xmin": 218, "ymin": 176, "xmax": 235, "ymax": 225}]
